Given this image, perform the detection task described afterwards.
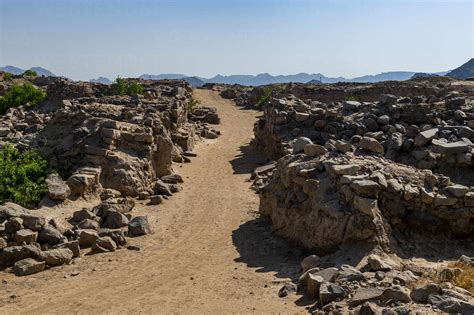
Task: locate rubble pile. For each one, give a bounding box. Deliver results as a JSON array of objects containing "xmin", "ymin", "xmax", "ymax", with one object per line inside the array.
[{"xmin": 248, "ymin": 79, "xmax": 474, "ymax": 312}]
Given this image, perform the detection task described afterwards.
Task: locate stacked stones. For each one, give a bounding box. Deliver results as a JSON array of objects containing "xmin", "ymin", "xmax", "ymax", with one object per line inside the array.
[
  {"xmin": 0, "ymin": 198, "xmax": 151, "ymax": 276},
  {"xmin": 290, "ymin": 253, "xmax": 474, "ymax": 314}
]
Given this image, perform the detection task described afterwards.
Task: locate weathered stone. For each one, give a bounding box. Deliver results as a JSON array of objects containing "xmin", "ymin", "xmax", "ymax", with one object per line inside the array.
[
  {"xmin": 337, "ymin": 265, "xmax": 364, "ymax": 282},
  {"xmin": 278, "ymin": 282, "xmax": 298, "ymax": 297},
  {"xmin": 350, "ymin": 180, "xmax": 380, "ymax": 197},
  {"xmin": 0, "ymin": 244, "xmax": 41, "ymax": 267},
  {"xmin": 428, "ymin": 295, "xmax": 474, "ymax": 314},
  {"xmin": 77, "ymin": 229, "xmax": 99, "ymax": 247},
  {"xmin": 21, "ymin": 214, "xmax": 46, "ymax": 231},
  {"xmin": 447, "ymin": 184, "xmax": 469, "ymax": 197},
  {"xmin": 432, "ymin": 139, "xmax": 469, "ymax": 155},
  {"xmin": 319, "ymin": 282, "xmax": 346, "ymax": 306},
  {"xmin": 410, "ymin": 283, "xmax": 441, "ymax": 303},
  {"xmin": 353, "ymin": 196, "xmax": 378, "ymax": 218},
  {"xmin": 14, "ymin": 229, "xmax": 38, "ymax": 244},
  {"xmin": 293, "ymin": 137, "xmax": 313, "ymax": 154},
  {"xmin": 5, "ymin": 217, "xmax": 23, "ymax": 234},
  {"xmin": 301, "ymin": 254, "xmax": 320, "ymax": 272},
  {"xmin": 359, "ymin": 137, "xmax": 384, "ymax": 154},
  {"xmin": 307, "ymin": 274, "xmax": 324, "ymax": 297},
  {"xmin": 13, "ymin": 258, "xmax": 45, "ymax": 276},
  {"xmin": 102, "ymin": 211, "xmax": 129, "ymax": 229},
  {"xmin": 46, "ymin": 173, "xmax": 71, "ymax": 200},
  {"xmin": 128, "ymin": 216, "xmax": 151, "ymax": 236},
  {"xmin": 414, "ymin": 128, "xmax": 438, "ymax": 146},
  {"xmin": 53, "ymin": 240, "xmax": 80, "ymax": 257},
  {"xmin": 349, "ymin": 288, "xmax": 383, "ymax": 307},
  {"xmin": 303, "ymin": 144, "xmax": 327, "ymax": 157},
  {"xmin": 367, "ymin": 255, "xmax": 393, "ymax": 271},
  {"xmin": 154, "ymin": 180, "xmax": 173, "ymax": 196},
  {"xmin": 39, "ymin": 248, "xmax": 73, "ymax": 266},
  {"xmin": 39, "ymin": 225, "xmax": 64, "ymax": 245},
  {"xmin": 161, "ymin": 174, "xmax": 184, "ymax": 184},
  {"xmin": 380, "ymin": 285, "xmax": 411, "ymax": 303},
  {"xmin": 150, "ymin": 195, "xmax": 164, "ymax": 205},
  {"xmin": 92, "ymin": 236, "xmax": 117, "ymax": 253}
]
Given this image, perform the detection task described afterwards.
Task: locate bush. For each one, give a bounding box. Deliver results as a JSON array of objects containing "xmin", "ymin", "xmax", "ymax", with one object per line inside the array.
[
  {"xmin": 22, "ymin": 69, "xmax": 37, "ymax": 77},
  {"xmin": 257, "ymin": 85, "xmax": 282, "ymax": 109},
  {"xmin": 0, "ymin": 144, "xmax": 49, "ymax": 207},
  {"xmin": 109, "ymin": 77, "xmax": 143, "ymax": 96},
  {"xmin": 0, "ymin": 83, "xmax": 47, "ymax": 114},
  {"xmin": 3, "ymin": 72, "xmax": 13, "ymax": 81},
  {"xmin": 185, "ymin": 99, "xmax": 200, "ymax": 113}
]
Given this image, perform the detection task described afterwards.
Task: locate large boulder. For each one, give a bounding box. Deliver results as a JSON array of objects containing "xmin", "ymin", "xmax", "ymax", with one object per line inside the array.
[
  {"xmin": 39, "ymin": 248, "xmax": 73, "ymax": 266},
  {"xmin": 46, "ymin": 173, "xmax": 71, "ymax": 200},
  {"xmin": 128, "ymin": 216, "xmax": 151, "ymax": 236},
  {"xmin": 13, "ymin": 258, "xmax": 46, "ymax": 276}
]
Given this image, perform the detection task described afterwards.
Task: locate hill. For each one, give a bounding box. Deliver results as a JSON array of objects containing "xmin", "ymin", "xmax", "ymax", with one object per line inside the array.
[
  {"xmin": 447, "ymin": 58, "xmax": 474, "ymax": 79},
  {"xmin": 90, "ymin": 77, "xmax": 112, "ymax": 85},
  {"xmin": 0, "ymin": 65, "xmax": 56, "ymax": 76}
]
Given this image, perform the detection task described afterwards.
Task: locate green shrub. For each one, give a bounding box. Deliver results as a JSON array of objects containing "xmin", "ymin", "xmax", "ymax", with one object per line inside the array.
[
  {"xmin": 185, "ymin": 99, "xmax": 200, "ymax": 113},
  {"xmin": 0, "ymin": 144, "xmax": 49, "ymax": 207},
  {"xmin": 3, "ymin": 72, "xmax": 13, "ymax": 81},
  {"xmin": 344, "ymin": 95, "xmax": 357, "ymax": 101},
  {"xmin": 0, "ymin": 83, "xmax": 47, "ymax": 114},
  {"xmin": 109, "ymin": 77, "xmax": 143, "ymax": 96},
  {"xmin": 22, "ymin": 69, "xmax": 37, "ymax": 77},
  {"xmin": 257, "ymin": 85, "xmax": 282, "ymax": 109}
]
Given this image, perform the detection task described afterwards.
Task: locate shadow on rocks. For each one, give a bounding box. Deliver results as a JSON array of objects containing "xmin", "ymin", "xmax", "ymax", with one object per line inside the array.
[
  {"xmin": 229, "ymin": 142, "xmax": 267, "ymax": 175},
  {"xmin": 232, "ymin": 218, "xmax": 305, "ymax": 280}
]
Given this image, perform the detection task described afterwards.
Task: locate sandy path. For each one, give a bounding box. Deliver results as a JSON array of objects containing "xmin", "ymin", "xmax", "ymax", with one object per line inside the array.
[{"xmin": 0, "ymin": 90, "xmax": 305, "ymax": 314}]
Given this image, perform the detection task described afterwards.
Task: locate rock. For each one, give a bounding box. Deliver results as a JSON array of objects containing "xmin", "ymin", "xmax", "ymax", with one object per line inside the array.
[
  {"xmin": 358, "ymin": 302, "xmax": 383, "ymax": 315},
  {"xmin": 14, "ymin": 229, "xmax": 38, "ymax": 244},
  {"xmin": 154, "ymin": 180, "xmax": 173, "ymax": 196},
  {"xmin": 410, "ymin": 282, "xmax": 441, "ymax": 303},
  {"xmin": 46, "ymin": 173, "xmax": 71, "ymax": 200},
  {"xmin": 21, "ymin": 214, "xmax": 46, "ymax": 231},
  {"xmin": 128, "ymin": 216, "xmax": 151, "ymax": 236},
  {"xmin": 5, "ymin": 217, "xmax": 23, "ymax": 234},
  {"xmin": 337, "ymin": 265, "xmax": 365, "ymax": 282},
  {"xmin": 377, "ymin": 115, "xmax": 390, "ymax": 125},
  {"xmin": 92, "ymin": 236, "xmax": 117, "ymax": 253},
  {"xmin": 319, "ymin": 282, "xmax": 346, "ymax": 306},
  {"xmin": 0, "ymin": 245, "xmax": 41, "ymax": 267},
  {"xmin": 349, "ymin": 288, "xmax": 384, "ymax": 307},
  {"xmin": 293, "ymin": 137, "xmax": 313, "ymax": 154},
  {"xmin": 432, "ymin": 139, "xmax": 469, "ymax": 155},
  {"xmin": 380, "ymin": 94, "xmax": 397, "ymax": 105},
  {"xmin": 278, "ymin": 282, "xmax": 297, "ymax": 297},
  {"xmin": 71, "ymin": 208, "xmax": 96, "ymax": 223},
  {"xmin": 295, "ymin": 112, "xmax": 309, "ymax": 122},
  {"xmin": 350, "ymin": 180, "xmax": 380, "ymax": 197},
  {"xmin": 353, "ymin": 196, "xmax": 378, "ymax": 218},
  {"xmin": 13, "ymin": 258, "xmax": 45, "ymax": 276},
  {"xmin": 428, "ymin": 295, "xmax": 474, "ymax": 314},
  {"xmin": 359, "ymin": 137, "xmax": 384, "ymax": 154},
  {"xmin": 77, "ymin": 218, "xmax": 100, "ymax": 230},
  {"xmin": 53, "ymin": 240, "xmax": 80, "ymax": 257},
  {"xmin": 301, "ymin": 254, "xmax": 320, "ymax": 272},
  {"xmin": 150, "ymin": 195, "xmax": 164, "ymax": 205},
  {"xmin": 39, "ymin": 225, "xmax": 64, "ymax": 245},
  {"xmin": 380, "ymin": 285, "xmax": 411, "ymax": 303},
  {"xmin": 307, "ymin": 274, "xmax": 325, "ymax": 297},
  {"xmin": 343, "ymin": 100, "xmax": 361, "ymax": 111},
  {"xmin": 161, "ymin": 174, "xmax": 184, "ymax": 184},
  {"xmin": 0, "ymin": 238, "xmax": 7, "ymax": 249},
  {"xmin": 304, "ymin": 144, "xmax": 327, "ymax": 157},
  {"xmin": 39, "ymin": 248, "xmax": 73, "ymax": 266},
  {"xmin": 414, "ymin": 128, "xmax": 438, "ymax": 146},
  {"xmin": 447, "ymin": 184, "xmax": 469, "ymax": 197},
  {"xmin": 367, "ymin": 255, "xmax": 393, "ymax": 271},
  {"xmin": 102, "ymin": 211, "xmax": 129, "ymax": 229},
  {"xmin": 77, "ymin": 229, "xmax": 99, "ymax": 247}
]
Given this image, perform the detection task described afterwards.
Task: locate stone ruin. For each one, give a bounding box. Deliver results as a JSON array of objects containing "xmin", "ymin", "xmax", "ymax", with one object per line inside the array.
[
  {"xmin": 241, "ymin": 78, "xmax": 474, "ymax": 313},
  {"xmin": 0, "ymin": 76, "xmax": 220, "ymax": 276}
]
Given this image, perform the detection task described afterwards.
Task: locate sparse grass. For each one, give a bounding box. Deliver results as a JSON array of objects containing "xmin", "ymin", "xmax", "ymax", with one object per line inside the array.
[
  {"xmin": 344, "ymin": 95, "xmax": 357, "ymax": 101},
  {"xmin": 448, "ymin": 262, "xmax": 474, "ymax": 294},
  {"xmin": 257, "ymin": 85, "xmax": 282, "ymax": 109}
]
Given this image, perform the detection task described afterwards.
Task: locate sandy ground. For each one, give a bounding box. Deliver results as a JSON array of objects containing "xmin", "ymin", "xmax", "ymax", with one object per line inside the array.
[{"xmin": 0, "ymin": 90, "xmax": 307, "ymax": 314}]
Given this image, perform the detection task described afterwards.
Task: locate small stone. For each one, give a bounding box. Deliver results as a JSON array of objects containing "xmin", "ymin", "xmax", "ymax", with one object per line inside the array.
[
  {"xmin": 150, "ymin": 195, "xmax": 164, "ymax": 205},
  {"xmin": 39, "ymin": 225, "xmax": 64, "ymax": 245},
  {"xmin": 4, "ymin": 217, "xmax": 23, "ymax": 234},
  {"xmin": 77, "ymin": 229, "xmax": 99, "ymax": 248},
  {"xmin": 13, "ymin": 258, "xmax": 45, "ymax": 276},
  {"xmin": 359, "ymin": 137, "xmax": 384, "ymax": 154},
  {"xmin": 39, "ymin": 248, "xmax": 73, "ymax": 266},
  {"xmin": 278, "ymin": 282, "xmax": 297, "ymax": 297},
  {"xmin": 92, "ymin": 236, "xmax": 117, "ymax": 253}
]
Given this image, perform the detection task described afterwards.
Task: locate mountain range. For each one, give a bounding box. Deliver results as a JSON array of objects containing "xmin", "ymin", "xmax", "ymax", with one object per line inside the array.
[
  {"xmin": 0, "ymin": 65, "xmax": 55, "ymax": 77},
  {"xmin": 3, "ymin": 58, "xmax": 473, "ymax": 86}
]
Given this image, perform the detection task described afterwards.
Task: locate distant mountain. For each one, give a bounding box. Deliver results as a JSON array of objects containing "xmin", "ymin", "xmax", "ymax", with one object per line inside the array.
[
  {"xmin": 0, "ymin": 65, "xmax": 56, "ymax": 76},
  {"xmin": 183, "ymin": 76, "xmax": 206, "ymax": 87},
  {"xmin": 139, "ymin": 73, "xmax": 187, "ymax": 80},
  {"xmin": 349, "ymin": 71, "xmax": 417, "ymax": 83},
  {"xmin": 447, "ymin": 58, "xmax": 474, "ymax": 79},
  {"xmin": 90, "ymin": 76, "xmax": 112, "ymax": 85}
]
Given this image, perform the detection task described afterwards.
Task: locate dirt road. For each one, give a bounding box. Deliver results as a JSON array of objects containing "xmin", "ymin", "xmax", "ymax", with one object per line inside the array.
[{"xmin": 0, "ymin": 90, "xmax": 305, "ymax": 314}]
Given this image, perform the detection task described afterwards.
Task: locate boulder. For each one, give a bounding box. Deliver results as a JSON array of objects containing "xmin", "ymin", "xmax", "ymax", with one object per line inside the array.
[
  {"xmin": 77, "ymin": 229, "xmax": 99, "ymax": 247},
  {"xmin": 39, "ymin": 248, "xmax": 73, "ymax": 266},
  {"xmin": 13, "ymin": 258, "xmax": 45, "ymax": 276},
  {"xmin": 319, "ymin": 282, "xmax": 346, "ymax": 306},
  {"xmin": 128, "ymin": 216, "xmax": 151, "ymax": 236},
  {"xmin": 5, "ymin": 217, "xmax": 23, "ymax": 234},
  {"xmin": 301, "ymin": 254, "xmax": 320, "ymax": 272},
  {"xmin": 39, "ymin": 225, "xmax": 65, "ymax": 245},
  {"xmin": 410, "ymin": 283, "xmax": 441, "ymax": 303},
  {"xmin": 359, "ymin": 137, "xmax": 384, "ymax": 154},
  {"xmin": 14, "ymin": 229, "xmax": 38, "ymax": 244},
  {"xmin": 293, "ymin": 137, "xmax": 313, "ymax": 154},
  {"xmin": 0, "ymin": 244, "xmax": 41, "ymax": 267},
  {"xmin": 349, "ymin": 288, "xmax": 384, "ymax": 307},
  {"xmin": 367, "ymin": 255, "xmax": 393, "ymax": 271},
  {"xmin": 303, "ymin": 144, "xmax": 327, "ymax": 157},
  {"xmin": 53, "ymin": 240, "xmax": 80, "ymax": 257},
  {"xmin": 414, "ymin": 128, "xmax": 438, "ymax": 146},
  {"xmin": 102, "ymin": 211, "xmax": 129, "ymax": 229},
  {"xmin": 350, "ymin": 180, "xmax": 380, "ymax": 197},
  {"xmin": 46, "ymin": 173, "xmax": 71, "ymax": 200},
  {"xmin": 21, "ymin": 214, "xmax": 46, "ymax": 231},
  {"xmin": 428, "ymin": 294, "xmax": 474, "ymax": 314},
  {"xmin": 92, "ymin": 236, "xmax": 117, "ymax": 253},
  {"xmin": 154, "ymin": 180, "xmax": 173, "ymax": 196},
  {"xmin": 380, "ymin": 286, "xmax": 411, "ymax": 303}
]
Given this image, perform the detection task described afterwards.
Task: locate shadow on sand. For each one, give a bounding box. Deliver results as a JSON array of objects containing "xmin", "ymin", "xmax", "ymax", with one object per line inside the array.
[{"xmin": 229, "ymin": 142, "xmax": 267, "ymax": 175}]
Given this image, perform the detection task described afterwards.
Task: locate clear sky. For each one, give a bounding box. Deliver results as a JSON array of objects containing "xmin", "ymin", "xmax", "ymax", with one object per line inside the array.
[{"xmin": 0, "ymin": 0, "xmax": 473, "ymax": 80}]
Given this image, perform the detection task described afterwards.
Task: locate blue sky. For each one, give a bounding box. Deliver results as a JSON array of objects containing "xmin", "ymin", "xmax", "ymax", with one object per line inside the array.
[{"xmin": 0, "ymin": 0, "xmax": 472, "ymax": 80}]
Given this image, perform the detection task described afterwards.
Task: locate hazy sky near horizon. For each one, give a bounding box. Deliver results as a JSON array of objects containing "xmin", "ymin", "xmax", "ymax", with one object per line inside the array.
[{"xmin": 1, "ymin": 0, "xmax": 473, "ymax": 80}]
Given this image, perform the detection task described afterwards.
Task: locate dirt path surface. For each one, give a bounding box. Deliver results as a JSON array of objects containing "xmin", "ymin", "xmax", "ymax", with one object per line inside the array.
[{"xmin": 0, "ymin": 90, "xmax": 305, "ymax": 314}]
